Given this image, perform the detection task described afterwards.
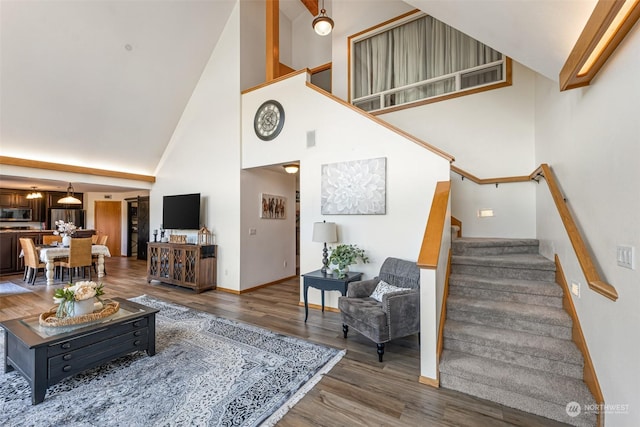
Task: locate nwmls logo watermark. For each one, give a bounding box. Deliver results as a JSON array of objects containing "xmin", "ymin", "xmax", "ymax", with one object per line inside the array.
[{"xmin": 565, "ymin": 401, "xmax": 630, "ymax": 417}]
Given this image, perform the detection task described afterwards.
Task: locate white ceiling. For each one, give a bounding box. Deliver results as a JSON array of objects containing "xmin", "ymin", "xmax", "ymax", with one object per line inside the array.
[{"xmin": 0, "ymin": 0, "xmax": 598, "ymax": 193}]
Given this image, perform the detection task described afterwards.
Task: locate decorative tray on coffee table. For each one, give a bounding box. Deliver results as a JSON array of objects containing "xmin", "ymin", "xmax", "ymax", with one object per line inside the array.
[{"xmin": 39, "ymin": 300, "xmax": 120, "ymax": 328}]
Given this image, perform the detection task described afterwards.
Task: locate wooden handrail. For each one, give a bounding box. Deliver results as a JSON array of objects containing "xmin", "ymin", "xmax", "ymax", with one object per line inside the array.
[
  {"xmin": 451, "ymin": 163, "xmax": 618, "ymax": 301},
  {"xmin": 417, "ymin": 181, "xmax": 451, "ymax": 269}
]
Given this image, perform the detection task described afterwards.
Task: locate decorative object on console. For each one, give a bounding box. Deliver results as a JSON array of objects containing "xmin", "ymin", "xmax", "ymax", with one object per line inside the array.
[
  {"xmin": 328, "ymin": 244, "xmax": 369, "ymax": 278},
  {"xmin": 312, "ymin": 221, "xmax": 337, "ymax": 274},
  {"xmin": 169, "ymin": 234, "xmax": 187, "ymax": 244},
  {"xmin": 198, "ymin": 226, "xmax": 213, "ymax": 245},
  {"xmin": 312, "ymin": 0, "xmax": 334, "ymax": 36},
  {"xmin": 260, "ymin": 193, "xmax": 286, "ymax": 219},
  {"xmin": 57, "ymin": 182, "xmax": 82, "ymax": 205},
  {"xmin": 254, "ymin": 100, "xmax": 285, "ymax": 141},
  {"xmin": 321, "ymin": 157, "xmax": 386, "ymax": 215}
]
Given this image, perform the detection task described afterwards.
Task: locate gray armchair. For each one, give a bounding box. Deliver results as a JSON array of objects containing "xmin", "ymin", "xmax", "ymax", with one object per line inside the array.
[{"xmin": 338, "ymin": 257, "xmax": 420, "ymax": 362}]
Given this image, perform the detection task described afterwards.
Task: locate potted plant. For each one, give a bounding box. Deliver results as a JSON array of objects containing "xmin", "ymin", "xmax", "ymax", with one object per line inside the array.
[{"xmin": 328, "ymin": 244, "xmax": 369, "ymax": 277}]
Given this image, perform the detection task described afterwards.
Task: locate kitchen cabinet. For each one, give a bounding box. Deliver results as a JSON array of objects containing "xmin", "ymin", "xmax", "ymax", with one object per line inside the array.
[
  {"xmin": 0, "ymin": 191, "xmax": 29, "ymax": 208},
  {"xmin": 0, "ymin": 233, "xmax": 17, "ymax": 274}
]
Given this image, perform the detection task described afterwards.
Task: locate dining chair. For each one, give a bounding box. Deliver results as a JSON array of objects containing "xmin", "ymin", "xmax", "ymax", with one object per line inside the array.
[
  {"xmin": 19, "ymin": 238, "xmax": 46, "ymax": 285},
  {"xmin": 60, "ymin": 237, "xmax": 93, "ymax": 282},
  {"xmin": 93, "ymin": 235, "xmax": 109, "ymax": 275},
  {"xmin": 42, "ymin": 235, "xmax": 62, "ymax": 245},
  {"xmin": 91, "ymin": 234, "xmax": 99, "ymax": 244}
]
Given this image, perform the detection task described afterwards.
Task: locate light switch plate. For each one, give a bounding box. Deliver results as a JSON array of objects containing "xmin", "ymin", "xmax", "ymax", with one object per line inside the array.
[{"xmin": 617, "ymin": 245, "xmax": 635, "ymax": 269}]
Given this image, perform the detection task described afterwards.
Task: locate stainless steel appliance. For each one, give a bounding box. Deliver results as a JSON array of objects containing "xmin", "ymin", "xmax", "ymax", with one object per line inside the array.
[
  {"xmin": 49, "ymin": 209, "xmax": 86, "ymax": 229},
  {"xmin": 0, "ymin": 207, "xmax": 32, "ymax": 221}
]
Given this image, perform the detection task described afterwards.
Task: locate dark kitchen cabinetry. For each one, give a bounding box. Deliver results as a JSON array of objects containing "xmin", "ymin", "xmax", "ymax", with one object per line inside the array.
[
  {"xmin": 29, "ymin": 197, "xmax": 46, "ymax": 222},
  {"xmin": 0, "ymin": 191, "xmax": 29, "ymax": 208},
  {"xmin": 0, "ymin": 233, "xmax": 17, "ymax": 274}
]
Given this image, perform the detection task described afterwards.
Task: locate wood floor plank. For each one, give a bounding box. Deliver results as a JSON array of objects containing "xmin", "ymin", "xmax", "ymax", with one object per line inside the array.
[{"xmin": 0, "ymin": 257, "xmax": 571, "ymax": 426}]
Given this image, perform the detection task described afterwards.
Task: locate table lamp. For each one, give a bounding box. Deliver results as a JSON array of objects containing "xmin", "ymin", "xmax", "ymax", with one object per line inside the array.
[{"xmin": 312, "ymin": 221, "xmax": 337, "ymax": 273}]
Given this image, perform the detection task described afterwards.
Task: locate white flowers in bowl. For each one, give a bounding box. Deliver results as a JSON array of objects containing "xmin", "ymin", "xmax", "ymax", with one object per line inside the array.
[{"xmin": 53, "ymin": 281, "xmax": 105, "ymax": 318}]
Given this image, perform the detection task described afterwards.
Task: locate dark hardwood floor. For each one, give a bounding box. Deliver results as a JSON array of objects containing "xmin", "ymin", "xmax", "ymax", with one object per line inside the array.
[{"xmin": 0, "ymin": 257, "xmax": 567, "ymax": 426}]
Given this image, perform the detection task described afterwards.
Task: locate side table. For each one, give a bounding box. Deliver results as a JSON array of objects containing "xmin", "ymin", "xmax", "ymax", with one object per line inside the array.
[{"xmin": 302, "ymin": 269, "xmax": 363, "ymax": 322}]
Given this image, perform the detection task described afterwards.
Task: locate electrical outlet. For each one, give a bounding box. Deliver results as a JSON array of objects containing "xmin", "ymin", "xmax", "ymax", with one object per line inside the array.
[
  {"xmin": 617, "ymin": 245, "xmax": 635, "ymax": 269},
  {"xmin": 571, "ymin": 282, "xmax": 580, "ymax": 298},
  {"xmin": 249, "ymin": 228, "xmax": 256, "ymax": 236}
]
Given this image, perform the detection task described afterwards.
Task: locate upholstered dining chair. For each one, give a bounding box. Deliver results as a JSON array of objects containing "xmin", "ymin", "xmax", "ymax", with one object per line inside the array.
[
  {"xmin": 19, "ymin": 238, "xmax": 46, "ymax": 285},
  {"xmin": 338, "ymin": 257, "xmax": 421, "ymax": 362},
  {"xmin": 60, "ymin": 237, "xmax": 93, "ymax": 282},
  {"xmin": 42, "ymin": 235, "xmax": 62, "ymax": 245}
]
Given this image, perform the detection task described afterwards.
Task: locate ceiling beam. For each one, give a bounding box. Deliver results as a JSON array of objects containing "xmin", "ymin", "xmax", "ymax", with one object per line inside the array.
[
  {"xmin": 300, "ymin": 0, "xmax": 318, "ymax": 17},
  {"xmin": 0, "ymin": 156, "xmax": 156, "ymax": 183}
]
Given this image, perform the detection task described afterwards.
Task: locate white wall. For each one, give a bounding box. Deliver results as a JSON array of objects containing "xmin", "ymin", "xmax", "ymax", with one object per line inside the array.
[
  {"xmin": 240, "ymin": 168, "xmax": 297, "ymax": 290},
  {"xmin": 240, "ymin": 0, "xmax": 266, "ymax": 91},
  {"xmin": 382, "ymin": 61, "xmax": 538, "ymax": 238},
  {"xmin": 534, "ymin": 27, "xmax": 640, "ymax": 427},
  {"xmin": 152, "ymin": 3, "xmax": 242, "ymax": 291},
  {"xmin": 242, "ymin": 73, "xmax": 451, "ymax": 309}
]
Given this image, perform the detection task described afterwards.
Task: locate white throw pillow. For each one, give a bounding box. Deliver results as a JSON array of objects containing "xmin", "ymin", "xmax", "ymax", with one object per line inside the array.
[{"xmin": 370, "ymin": 280, "xmax": 410, "ymax": 302}]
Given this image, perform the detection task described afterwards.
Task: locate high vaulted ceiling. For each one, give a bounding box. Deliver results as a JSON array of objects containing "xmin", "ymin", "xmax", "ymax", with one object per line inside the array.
[{"xmin": 1, "ymin": 0, "xmax": 599, "ymax": 192}]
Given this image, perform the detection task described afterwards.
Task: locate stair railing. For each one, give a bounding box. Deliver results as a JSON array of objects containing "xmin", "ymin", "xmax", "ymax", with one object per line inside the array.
[{"xmin": 451, "ymin": 163, "xmax": 618, "ymax": 301}]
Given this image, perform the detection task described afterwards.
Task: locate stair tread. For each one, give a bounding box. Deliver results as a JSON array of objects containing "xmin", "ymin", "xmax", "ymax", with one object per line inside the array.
[
  {"xmin": 453, "ymin": 237, "xmax": 540, "ymax": 247},
  {"xmin": 440, "ymin": 349, "xmax": 595, "ymax": 406},
  {"xmin": 452, "ymin": 254, "xmax": 556, "ymax": 270},
  {"xmin": 444, "ymin": 320, "xmax": 583, "ymax": 364},
  {"xmin": 449, "ymin": 273, "xmax": 563, "ymax": 297},
  {"xmin": 447, "ymin": 295, "xmax": 571, "ymax": 325}
]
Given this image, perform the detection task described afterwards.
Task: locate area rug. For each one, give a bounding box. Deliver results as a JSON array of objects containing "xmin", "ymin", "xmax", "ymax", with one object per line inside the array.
[
  {"xmin": 0, "ymin": 295, "xmax": 345, "ymax": 426},
  {"xmin": 0, "ymin": 282, "xmax": 32, "ymax": 295}
]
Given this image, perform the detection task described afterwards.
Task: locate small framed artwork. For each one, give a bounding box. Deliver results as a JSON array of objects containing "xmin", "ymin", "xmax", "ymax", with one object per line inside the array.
[{"xmin": 260, "ymin": 193, "xmax": 287, "ymax": 219}]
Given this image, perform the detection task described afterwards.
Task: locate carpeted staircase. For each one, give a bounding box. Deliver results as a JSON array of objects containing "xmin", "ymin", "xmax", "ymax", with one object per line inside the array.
[{"xmin": 439, "ymin": 237, "xmax": 597, "ymax": 427}]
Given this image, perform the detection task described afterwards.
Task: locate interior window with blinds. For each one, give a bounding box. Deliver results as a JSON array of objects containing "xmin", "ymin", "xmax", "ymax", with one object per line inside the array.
[{"xmin": 350, "ymin": 13, "xmax": 508, "ymax": 113}]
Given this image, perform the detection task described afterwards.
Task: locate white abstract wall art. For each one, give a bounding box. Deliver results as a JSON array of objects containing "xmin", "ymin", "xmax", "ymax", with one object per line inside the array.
[{"xmin": 321, "ymin": 157, "xmax": 387, "ymax": 215}]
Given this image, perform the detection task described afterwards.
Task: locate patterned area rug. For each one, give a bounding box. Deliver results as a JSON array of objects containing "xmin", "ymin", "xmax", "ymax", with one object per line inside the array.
[
  {"xmin": 0, "ymin": 282, "xmax": 32, "ymax": 295},
  {"xmin": 0, "ymin": 295, "xmax": 345, "ymax": 426}
]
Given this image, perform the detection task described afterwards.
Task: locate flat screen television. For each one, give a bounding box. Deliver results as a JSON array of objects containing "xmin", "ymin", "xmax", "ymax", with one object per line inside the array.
[{"xmin": 162, "ymin": 193, "xmax": 200, "ymax": 230}]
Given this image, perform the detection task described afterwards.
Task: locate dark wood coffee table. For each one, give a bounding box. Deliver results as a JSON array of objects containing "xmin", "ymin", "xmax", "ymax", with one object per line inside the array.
[{"xmin": 1, "ymin": 297, "xmax": 159, "ymax": 404}]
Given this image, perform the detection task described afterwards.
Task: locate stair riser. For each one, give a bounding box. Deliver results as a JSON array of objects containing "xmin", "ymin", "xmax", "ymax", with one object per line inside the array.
[
  {"xmin": 447, "ymin": 308, "xmax": 572, "ymax": 340},
  {"xmin": 444, "ymin": 338, "xmax": 583, "ymax": 379},
  {"xmin": 451, "ymin": 263, "xmax": 556, "ymax": 282},
  {"xmin": 449, "ymin": 285, "xmax": 563, "ymax": 308},
  {"xmin": 440, "ymin": 374, "xmax": 596, "ymax": 427},
  {"xmin": 452, "ymin": 245, "xmax": 540, "ymax": 256}
]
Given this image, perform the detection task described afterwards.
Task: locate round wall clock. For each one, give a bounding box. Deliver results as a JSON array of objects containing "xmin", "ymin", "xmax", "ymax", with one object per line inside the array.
[{"xmin": 254, "ymin": 100, "xmax": 285, "ymax": 141}]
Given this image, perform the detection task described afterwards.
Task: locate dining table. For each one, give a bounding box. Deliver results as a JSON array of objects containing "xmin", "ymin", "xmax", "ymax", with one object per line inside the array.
[{"xmin": 38, "ymin": 244, "xmax": 111, "ymax": 285}]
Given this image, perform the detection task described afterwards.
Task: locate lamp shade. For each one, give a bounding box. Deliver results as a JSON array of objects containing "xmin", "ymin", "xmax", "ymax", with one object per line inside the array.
[
  {"xmin": 312, "ymin": 221, "xmax": 337, "ymax": 243},
  {"xmin": 57, "ymin": 182, "xmax": 82, "ymax": 205}
]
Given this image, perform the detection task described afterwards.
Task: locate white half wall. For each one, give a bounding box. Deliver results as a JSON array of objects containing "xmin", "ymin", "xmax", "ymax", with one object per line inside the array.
[
  {"xmin": 242, "ymin": 72, "xmax": 451, "ymax": 310},
  {"xmin": 152, "ymin": 3, "xmax": 242, "ymax": 291},
  {"xmin": 534, "ymin": 26, "xmax": 640, "ymax": 427}
]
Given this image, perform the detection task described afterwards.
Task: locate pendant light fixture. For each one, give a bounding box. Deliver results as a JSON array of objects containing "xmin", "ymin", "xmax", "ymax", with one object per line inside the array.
[
  {"xmin": 26, "ymin": 186, "xmax": 43, "ymax": 199},
  {"xmin": 312, "ymin": 0, "xmax": 334, "ymax": 36},
  {"xmin": 57, "ymin": 182, "xmax": 82, "ymax": 205}
]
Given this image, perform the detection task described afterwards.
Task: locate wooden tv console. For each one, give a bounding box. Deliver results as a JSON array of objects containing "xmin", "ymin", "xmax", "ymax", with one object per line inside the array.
[{"xmin": 147, "ymin": 242, "xmax": 217, "ymax": 293}]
